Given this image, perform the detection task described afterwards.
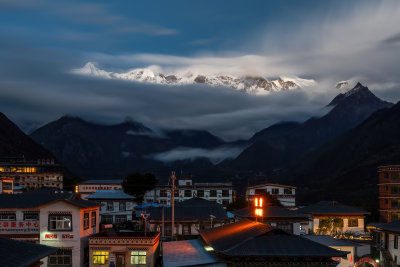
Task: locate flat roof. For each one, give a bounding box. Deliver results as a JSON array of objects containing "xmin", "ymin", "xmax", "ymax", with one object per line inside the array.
[
  {"xmin": 163, "ymin": 239, "xmax": 218, "ymax": 267},
  {"xmin": 87, "ymin": 190, "xmax": 134, "ymax": 200}
]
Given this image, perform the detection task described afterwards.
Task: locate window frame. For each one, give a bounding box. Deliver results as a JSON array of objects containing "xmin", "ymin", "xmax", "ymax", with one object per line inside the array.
[
  {"xmin": 83, "ymin": 213, "xmax": 89, "ymax": 230},
  {"xmin": 348, "ymin": 218, "xmax": 359, "ymax": 227},
  {"xmin": 48, "ymin": 214, "xmax": 72, "ymax": 231},
  {"xmin": 91, "ymin": 211, "xmax": 96, "ymax": 227},
  {"xmin": 0, "ymin": 213, "xmax": 16, "ymax": 221},
  {"xmin": 107, "ymin": 202, "xmax": 114, "ymax": 211},
  {"xmin": 23, "ymin": 212, "xmax": 39, "ymax": 221},
  {"xmin": 48, "ymin": 249, "xmax": 72, "ymax": 266},
  {"xmin": 395, "ymin": 235, "xmax": 399, "ymax": 249},
  {"xmin": 131, "ymin": 251, "xmax": 146, "ymax": 265}
]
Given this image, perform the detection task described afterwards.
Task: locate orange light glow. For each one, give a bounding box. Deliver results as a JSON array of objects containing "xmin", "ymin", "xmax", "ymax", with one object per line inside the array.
[
  {"xmin": 260, "ymin": 198, "xmax": 263, "ymax": 208},
  {"xmin": 255, "ymin": 208, "xmax": 263, "ymax": 217},
  {"xmin": 254, "ymin": 198, "xmax": 258, "ymax": 207}
]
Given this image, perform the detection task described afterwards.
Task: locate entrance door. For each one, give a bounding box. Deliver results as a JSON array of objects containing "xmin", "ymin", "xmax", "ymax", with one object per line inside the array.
[{"xmin": 116, "ymin": 254, "xmax": 125, "ymax": 267}]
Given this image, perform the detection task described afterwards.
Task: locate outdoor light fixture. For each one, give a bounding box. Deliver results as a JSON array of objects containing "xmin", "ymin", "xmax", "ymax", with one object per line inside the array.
[{"xmin": 254, "ymin": 197, "xmax": 263, "ymax": 221}]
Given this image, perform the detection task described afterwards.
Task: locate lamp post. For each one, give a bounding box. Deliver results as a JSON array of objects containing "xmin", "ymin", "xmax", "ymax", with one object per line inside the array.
[{"xmin": 254, "ymin": 197, "xmax": 263, "ymax": 222}]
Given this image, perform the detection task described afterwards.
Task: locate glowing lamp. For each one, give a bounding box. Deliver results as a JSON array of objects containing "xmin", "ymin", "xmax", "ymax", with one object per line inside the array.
[{"xmin": 254, "ymin": 197, "xmax": 263, "ymax": 218}]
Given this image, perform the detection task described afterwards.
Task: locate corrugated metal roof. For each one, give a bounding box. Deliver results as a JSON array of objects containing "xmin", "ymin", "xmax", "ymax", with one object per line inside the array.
[
  {"xmin": 373, "ymin": 220, "xmax": 400, "ymax": 232},
  {"xmin": 0, "ymin": 237, "xmax": 58, "ymax": 266},
  {"xmin": 303, "ymin": 235, "xmax": 361, "ymax": 247},
  {"xmin": 163, "ymin": 239, "xmax": 218, "ymax": 267},
  {"xmin": 86, "ymin": 190, "xmax": 134, "ymax": 200},
  {"xmin": 0, "ymin": 189, "xmax": 73, "ymax": 208}
]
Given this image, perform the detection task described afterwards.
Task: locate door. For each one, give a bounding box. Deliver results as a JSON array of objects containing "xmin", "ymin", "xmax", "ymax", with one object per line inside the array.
[{"xmin": 116, "ymin": 254, "xmax": 125, "ymax": 267}]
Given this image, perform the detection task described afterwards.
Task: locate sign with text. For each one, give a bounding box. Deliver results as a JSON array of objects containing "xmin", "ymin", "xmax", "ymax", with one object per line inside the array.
[{"xmin": 0, "ymin": 220, "xmax": 39, "ymax": 234}]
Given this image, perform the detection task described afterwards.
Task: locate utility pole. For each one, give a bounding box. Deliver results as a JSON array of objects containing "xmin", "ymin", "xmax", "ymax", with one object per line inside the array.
[
  {"xmin": 162, "ymin": 205, "xmax": 165, "ymax": 237},
  {"xmin": 171, "ymin": 171, "xmax": 176, "ymax": 240}
]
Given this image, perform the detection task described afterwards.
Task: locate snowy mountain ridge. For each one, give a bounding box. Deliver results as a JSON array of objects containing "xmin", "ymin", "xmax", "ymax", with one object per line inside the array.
[{"xmin": 72, "ymin": 62, "xmax": 317, "ymax": 95}]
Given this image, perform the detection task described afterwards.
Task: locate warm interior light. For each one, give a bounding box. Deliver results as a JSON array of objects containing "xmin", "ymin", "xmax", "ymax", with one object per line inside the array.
[
  {"xmin": 204, "ymin": 246, "xmax": 214, "ymax": 251},
  {"xmin": 259, "ymin": 198, "xmax": 263, "ymax": 208},
  {"xmin": 254, "ymin": 198, "xmax": 258, "ymax": 207}
]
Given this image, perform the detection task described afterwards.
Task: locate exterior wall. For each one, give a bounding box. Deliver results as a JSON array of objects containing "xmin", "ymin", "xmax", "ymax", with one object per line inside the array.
[
  {"xmin": 331, "ymin": 246, "xmax": 355, "ymax": 267},
  {"xmin": 78, "ymin": 183, "xmax": 123, "ymax": 199},
  {"xmin": 97, "ymin": 199, "xmax": 136, "ymax": 223},
  {"xmin": 311, "ymin": 216, "xmax": 365, "ymax": 234},
  {"xmin": 380, "ymin": 231, "xmax": 400, "ymax": 265},
  {"xmin": 378, "ymin": 165, "xmax": 400, "ymax": 222},
  {"xmin": 89, "ymin": 234, "xmax": 160, "ymax": 267},
  {"xmin": 144, "ymin": 184, "xmax": 234, "ymax": 207},
  {"xmin": 39, "ymin": 202, "xmax": 99, "ymax": 267},
  {"xmin": 149, "ymin": 220, "xmax": 228, "ymax": 236},
  {"xmin": 0, "ymin": 208, "xmax": 40, "ymax": 242},
  {"xmin": 246, "ymin": 184, "xmax": 296, "ymax": 207}
]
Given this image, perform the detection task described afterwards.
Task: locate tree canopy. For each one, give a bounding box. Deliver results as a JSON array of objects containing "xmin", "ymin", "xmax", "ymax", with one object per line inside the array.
[{"xmin": 122, "ymin": 172, "xmax": 158, "ymax": 204}]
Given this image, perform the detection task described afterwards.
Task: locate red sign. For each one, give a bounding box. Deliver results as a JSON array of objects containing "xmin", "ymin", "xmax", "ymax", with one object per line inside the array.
[
  {"xmin": 0, "ymin": 221, "xmax": 39, "ymax": 233},
  {"xmin": 62, "ymin": 234, "xmax": 74, "ymax": 239},
  {"xmin": 45, "ymin": 234, "xmax": 57, "ymax": 239}
]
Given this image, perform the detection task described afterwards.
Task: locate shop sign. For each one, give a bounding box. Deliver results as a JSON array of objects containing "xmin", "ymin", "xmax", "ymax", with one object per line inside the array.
[{"xmin": 0, "ymin": 220, "xmax": 39, "ymax": 234}]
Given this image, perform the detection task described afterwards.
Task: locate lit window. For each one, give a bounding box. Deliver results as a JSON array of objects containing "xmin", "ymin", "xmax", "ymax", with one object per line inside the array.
[
  {"xmin": 348, "ymin": 218, "xmax": 358, "ymax": 227},
  {"xmin": 93, "ymin": 251, "xmax": 109, "ymax": 265},
  {"xmin": 131, "ymin": 251, "xmax": 146, "ymax": 265},
  {"xmin": 83, "ymin": 213, "xmax": 89, "ymax": 230},
  {"xmin": 49, "ymin": 249, "xmax": 72, "ymax": 266},
  {"xmin": 48, "ymin": 215, "xmax": 72, "ymax": 231}
]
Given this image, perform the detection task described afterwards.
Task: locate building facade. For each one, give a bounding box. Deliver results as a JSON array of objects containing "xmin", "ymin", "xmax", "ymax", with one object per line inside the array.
[
  {"xmin": 0, "ymin": 177, "xmax": 14, "ymax": 194},
  {"xmin": 371, "ymin": 220, "xmax": 400, "ymax": 266},
  {"xmin": 0, "ymin": 157, "xmax": 63, "ymax": 189},
  {"xmin": 77, "ymin": 179, "xmax": 123, "ymax": 199},
  {"xmin": 87, "ymin": 190, "xmax": 136, "ymax": 224},
  {"xmin": 378, "ymin": 165, "xmax": 400, "ymax": 222},
  {"xmin": 0, "ymin": 189, "xmax": 101, "ymax": 267},
  {"xmin": 299, "ymin": 201, "xmax": 369, "ymax": 235},
  {"xmin": 89, "ymin": 229, "xmax": 160, "ymax": 267},
  {"xmin": 245, "ymin": 183, "xmax": 296, "ymax": 207},
  {"xmin": 144, "ymin": 178, "xmax": 234, "ymax": 207}
]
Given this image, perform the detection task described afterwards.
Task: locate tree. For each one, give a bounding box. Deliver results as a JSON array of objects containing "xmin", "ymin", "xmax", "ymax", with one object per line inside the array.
[{"xmin": 122, "ymin": 172, "xmax": 158, "ymax": 204}]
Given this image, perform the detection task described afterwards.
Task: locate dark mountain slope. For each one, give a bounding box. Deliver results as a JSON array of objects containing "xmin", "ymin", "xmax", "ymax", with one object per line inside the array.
[
  {"xmin": 228, "ymin": 83, "xmax": 393, "ymax": 172},
  {"xmin": 0, "ymin": 112, "xmax": 54, "ymax": 160}
]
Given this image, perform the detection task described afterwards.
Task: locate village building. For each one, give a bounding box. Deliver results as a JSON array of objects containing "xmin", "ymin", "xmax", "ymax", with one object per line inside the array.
[
  {"xmin": 245, "ymin": 183, "xmax": 296, "ymax": 207},
  {"xmin": 232, "ymin": 205, "xmax": 309, "ymax": 235},
  {"xmin": 369, "ymin": 220, "xmax": 400, "ymax": 266},
  {"xmin": 298, "ymin": 201, "xmax": 369, "ymax": 235},
  {"xmin": 0, "ymin": 157, "xmax": 63, "ymax": 189},
  {"xmin": 143, "ymin": 177, "xmax": 234, "ymax": 207},
  {"xmin": 0, "ymin": 177, "xmax": 14, "ymax": 194},
  {"xmin": 147, "ymin": 198, "xmax": 231, "ymax": 237},
  {"xmin": 87, "ymin": 190, "xmax": 136, "ymax": 224},
  {"xmin": 0, "ymin": 236, "xmax": 58, "ymax": 267},
  {"xmin": 378, "ymin": 165, "xmax": 400, "ymax": 222},
  {"xmin": 77, "ymin": 179, "xmax": 123, "ymax": 199},
  {"xmin": 88, "ymin": 228, "xmax": 160, "ymax": 267},
  {"xmin": 0, "ymin": 188, "xmax": 101, "ymax": 266},
  {"xmin": 198, "ymin": 219, "xmax": 348, "ymax": 266}
]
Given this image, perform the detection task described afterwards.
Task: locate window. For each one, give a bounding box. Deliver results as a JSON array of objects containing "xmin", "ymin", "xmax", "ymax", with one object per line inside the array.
[
  {"xmin": 83, "ymin": 213, "xmax": 89, "ymax": 230},
  {"xmin": 348, "ymin": 218, "xmax": 358, "ymax": 227},
  {"xmin": 102, "ymin": 215, "xmax": 113, "ymax": 224},
  {"xmin": 183, "ymin": 224, "xmax": 191, "ymax": 235},
  {"xmin": 197, "ymin": 190, "xmax": 204, "ymax": 197},
  {"xmin": 48, "ymin": 215, "xmax": 72, "ymax": 231},
  {"xmin": 210, "ymin": 190, "xmax": 217, "ymax": 197},
  {"xmin": 184, "ymin": 190, "xmax": 191, "ymax": 197},
  {"xmin": 119, "ymin": 202, "xmax": 125, "ymax": 211},
  {"xmin": 222, "ymin": 190, "xmax": 229, "ymax": 197},
  {"xmin": 93, "ymin": 251, "xmax": 109, "ymax": 265},
  {"xmin": 395, "ymin": 235, "xmax": 399, "ymax": 249},
  {"xmin": 271, "ymin": 188, "xmax": 279, "ymax": 195},
  {"xmin": 0, "ymin": 213, "xmax": 16, "ymax": 221},
  {"xmin": 131, "ymin": 251, "xmax": 146, "ymax": 265},
  {"xmin": 115, "ymin": 215, "xmax": 127, "ymax": 223},
  {"xmin": 284, "ymin": 188, "xmax": 292, "ymax": 195},
  {"xmin": 91, "ymin": 211, "xmax": 96, "ymax": 227},
  {"xmin": 24, "ymin": 213, "xmax": 39, "ymax": 221},
  {"xmin": 107, "ymin": 202, "xmax": 114, "ymax": 211},
  {"xmin": 49, "ymin": 249, "xmax": 72, "ymax": 266}
]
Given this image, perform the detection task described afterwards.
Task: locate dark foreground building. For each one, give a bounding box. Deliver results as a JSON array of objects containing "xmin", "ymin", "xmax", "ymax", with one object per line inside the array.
[{"xmin": 198, "ymin": 220, "xmax": 348, "ymax": 266}]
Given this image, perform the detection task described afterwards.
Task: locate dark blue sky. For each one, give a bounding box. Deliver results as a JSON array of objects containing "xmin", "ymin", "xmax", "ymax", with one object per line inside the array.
[{"xmin": 0, "ymin": 0, "xmax": 399, "ymax": 140}]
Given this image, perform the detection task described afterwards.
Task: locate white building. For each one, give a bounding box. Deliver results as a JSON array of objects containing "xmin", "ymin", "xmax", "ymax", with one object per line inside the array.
[
  {"xmin": 86, "ymin": 190, "xmax": 136, "ymax": 224},
  {"xmin": 144, "ymin": 178, "xmax": 234, "ymax": 207},
  {"xmin": 246, "ymin": 183, "xmax": 296, "ymax": 207},
  {"xmin": 77, "ymin": 179, "xmax": 123, "ymax": 199},
  {"xmin": 372, "ymin": 220, "xmax": 400, "ymax": 266},
  {"xmin": 0, "ymin": 189, "xmax": 101, "ymax": 266}
]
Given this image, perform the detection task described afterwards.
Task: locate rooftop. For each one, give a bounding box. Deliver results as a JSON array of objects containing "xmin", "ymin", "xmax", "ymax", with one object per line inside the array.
[
  {"xmin": 91, "ymin": 228, "xmax": 159, "ymax": 238},
  {"xmin": 87, "ymin": 190, "xmax": 134, "ymax": 200},
  {"xmin": 247, "ymin": 183, "xmax": 296, "ymax": 189},
  {"xmin": 199, "ymin": 220, "xmax": 348, "ymax": 258},
  {"xmin": 80, "ymin": 179, "xmax": 123, "ymax": 185},
  {"xmin": 303, "ymin": 235, "xmax": 361, "ymax": 247},
  {"xmin": 0, "ymin": 237, "xmax": 58, "ymax": 266},
  {"xmin": 163, "ymin": 239, "xmax": 218, "ymax": 267},
  {"xmin": 372, "ymin": 220, "xmax": 400, "ymax": 233},
  {"xmin": 298, "ymin": 201, "xmax": 369, "ymax": 215},
  {"xmin": 148, "ymin": 198, "xmax": 227, "ymax": 220}
]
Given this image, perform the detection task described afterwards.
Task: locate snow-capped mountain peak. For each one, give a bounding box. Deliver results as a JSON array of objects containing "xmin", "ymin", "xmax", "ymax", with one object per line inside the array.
[{"xmin": 72, "ymin": 62, "xmax": 317, "ymax": 95}]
